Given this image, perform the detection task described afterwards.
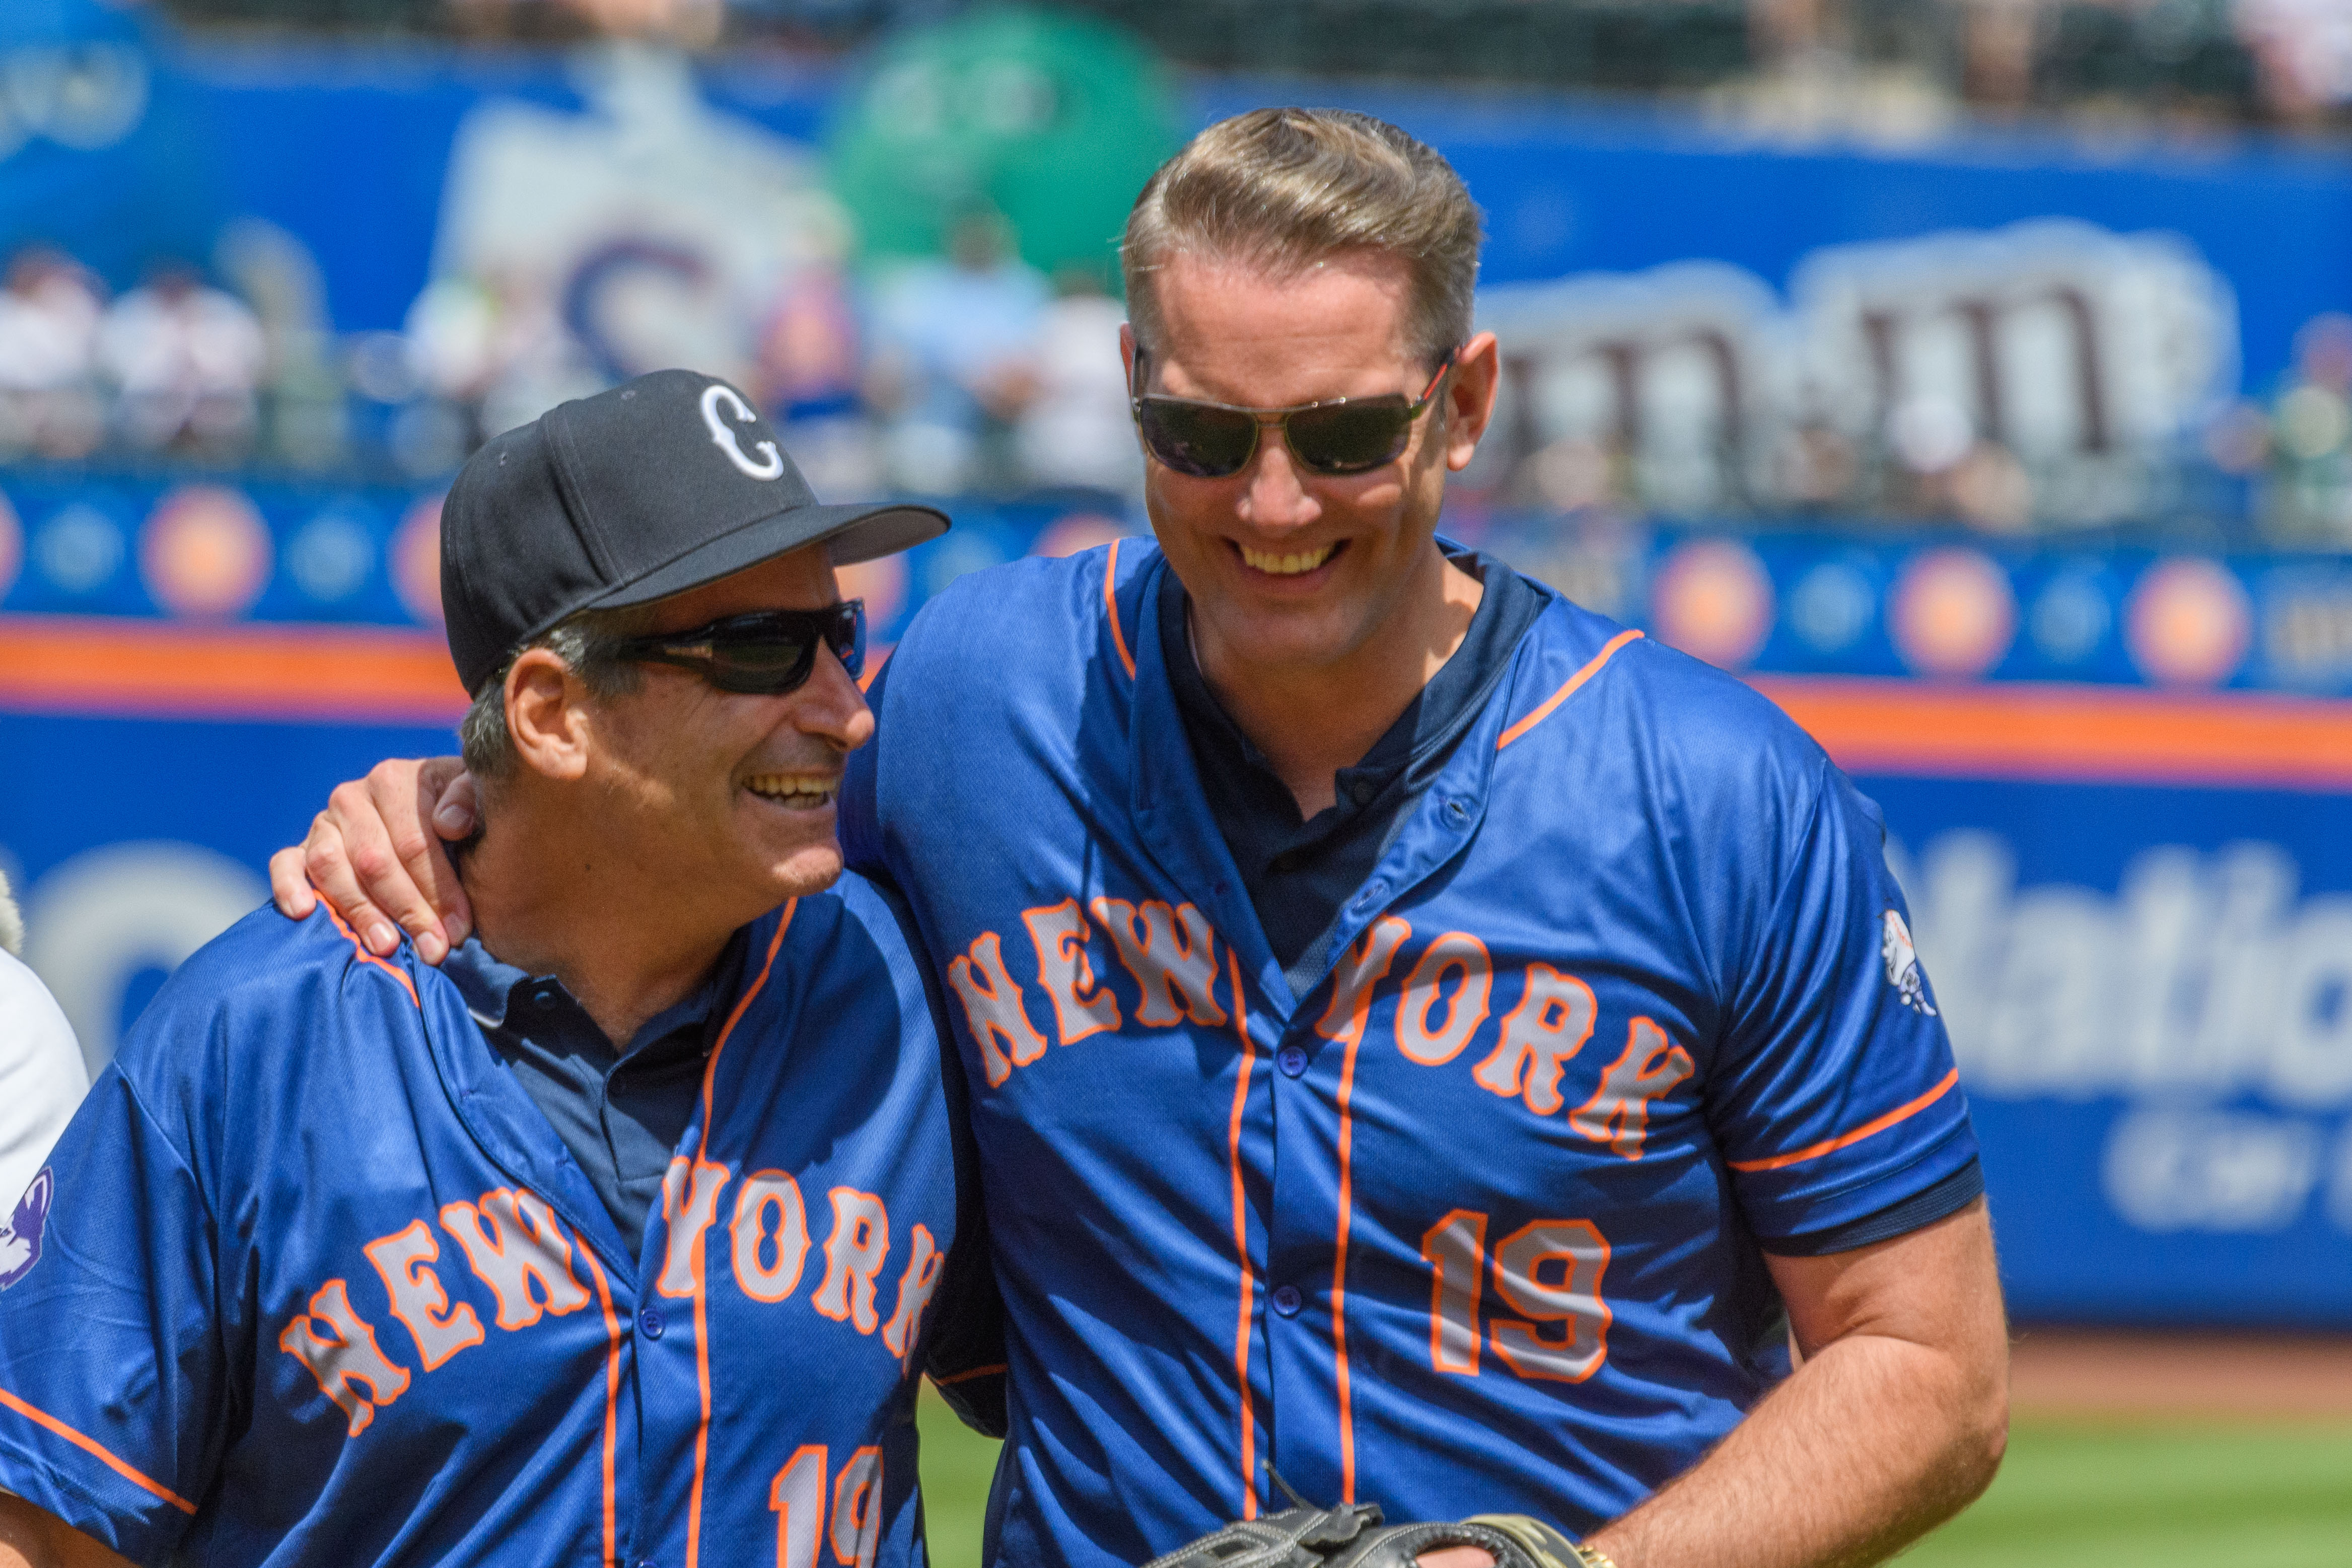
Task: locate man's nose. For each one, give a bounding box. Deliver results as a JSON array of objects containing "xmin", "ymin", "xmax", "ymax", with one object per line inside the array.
[
  {"xmin": 1237, "ymin": 426, "xmax": 1319, "ymax": 530},
  {"xmin": 793, "ymin": 643, "xmax": 877, "ymax": 752}
]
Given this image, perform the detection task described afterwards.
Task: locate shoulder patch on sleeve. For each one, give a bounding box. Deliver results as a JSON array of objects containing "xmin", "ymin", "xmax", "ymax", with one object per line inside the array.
[{"xmin": 1880, "ymin": 910, "xmax": 1937, "ymax": 1015}]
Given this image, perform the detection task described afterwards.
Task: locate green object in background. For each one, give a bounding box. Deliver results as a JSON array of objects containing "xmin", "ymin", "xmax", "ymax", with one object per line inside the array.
[
  {"xmin": 917, "ymin": 1401, "xmax": 2352, "ymax": 1568},
  {"xmin": 826, "ymin": 6, "xmax": 1184, "ymax": 292},
  {"xmin": 917, "ymin": 1389, "xmax": 1002, "ymax": 1568},
  {"xmin": 1905, "ymin": 1418, "xmax": 2352, "ymax": 1567}
]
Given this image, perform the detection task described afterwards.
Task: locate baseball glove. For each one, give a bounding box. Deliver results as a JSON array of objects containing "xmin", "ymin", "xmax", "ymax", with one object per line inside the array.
[{"xmin": 1141, "ymin": 1482, "xmax": 1596, "ymax": 1568}]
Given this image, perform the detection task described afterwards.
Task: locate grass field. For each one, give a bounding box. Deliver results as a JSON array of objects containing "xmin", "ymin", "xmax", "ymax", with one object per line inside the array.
[{"xmin": 915, "ymin": 1397, "xmax": 2352, "ymax": 1568}]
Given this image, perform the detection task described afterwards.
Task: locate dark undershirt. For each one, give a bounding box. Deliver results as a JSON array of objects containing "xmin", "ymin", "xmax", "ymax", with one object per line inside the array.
[
  {"xmin": 1159, "ymin": 544, "xmax": 1983, "ymax": 1255},
  {"xmin": 1162, "ymin": 545, "xmax": 1543, "ymax": 998},
  {"xmin": 442, "ymin": 931, "xmax": 747, "ymax": 1261}
]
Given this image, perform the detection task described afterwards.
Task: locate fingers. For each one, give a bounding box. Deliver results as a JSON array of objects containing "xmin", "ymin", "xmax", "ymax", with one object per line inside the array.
[
  {"xmin": 373, "ymin": 761, "xmax": 470, "ymax": 961},
  {"xmin": 268, "ymin": 846, "xmax": 318, "ymax": 920},
  {"xmin": 424, "ymin": 757, "xmax": 479, "ymax": 842},
  {"xmin": 291, "ymin": 760, "xmax": 476, "ymax": 965},
  {"xmin": 300, "ymin": 804, "xmax": 403, "ymax": 958},
  {"xmin": 321, "ymin": 765, "xmax": 442, "ymax": 964}
]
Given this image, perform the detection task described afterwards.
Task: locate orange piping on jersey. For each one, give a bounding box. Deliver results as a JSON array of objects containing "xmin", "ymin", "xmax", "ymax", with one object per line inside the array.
[
  {"xmin": 1496, "ymin": 629, "xmax": 1644, "ymax": 751},
  {"xmin": 1330, "ymin": 1020, "xmax": 1365, "ymax": 1503},
  {"xmin": 577, "ymin": 1244, "xmax": 623, "ymax": 1568},
  {"xmin": 1104, "ymin": 539, "xmax": 1137, "ymax": 681},
  {"xmin": 929, "ymin": 1362, "xmax": 1007, "ymax": 1386},
  {"xmin": 684, "ymin": 902, "xmax": 795, "ymax": 1568},
  {"xmin": 1224, "ymin": 948, "xmax": 1259, "ymax": 1521},
  {"xmin": 0, "ymin": 1386, "xmax": 198, "ymax": 1516},
  {"xmin": 322, "ymin": 903, "xmax": 421, "ymax": 1010},
  {"xmin": 703, "ymin": 904, "xmax": 793, "ymax": 1151},
  {"xmin": 1727, "ymin": 1068, "xmax": 1962, "ymax": 1173}
]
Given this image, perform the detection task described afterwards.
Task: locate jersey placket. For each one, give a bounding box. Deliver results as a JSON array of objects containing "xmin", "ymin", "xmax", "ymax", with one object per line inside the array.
[{"xmin": 1126, "ymin": 579, "xmax": 1519, "ymax": 1515}]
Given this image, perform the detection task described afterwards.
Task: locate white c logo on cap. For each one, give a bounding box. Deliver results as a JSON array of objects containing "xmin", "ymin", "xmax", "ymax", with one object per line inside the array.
[{"xmin": 700, "ymin": 383, "xmax": 787, "ymax": 481}]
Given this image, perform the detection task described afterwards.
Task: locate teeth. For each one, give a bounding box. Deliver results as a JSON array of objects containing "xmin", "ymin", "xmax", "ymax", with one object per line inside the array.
[
  {"xmin": 744, "ymin": 773, "xmax": 835, "ymax": 807},
  {"xmin": 1239, "ymin": 542, "xmax": 1336, "ymax": 576}
]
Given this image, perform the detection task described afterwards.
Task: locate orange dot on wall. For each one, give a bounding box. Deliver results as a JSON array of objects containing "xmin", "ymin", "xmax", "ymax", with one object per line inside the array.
[
  {"xmin": 1651, "ymin": 538, "xmax": 1775, "ymax": 670},
  {"xmin": 394, "ymin": 495, "xmax": 445, "ymax": 626},
  {"xmin": 2125, "ymin": 557, "xmax": 2250, "ymax": 688},
  {"xmin": 140, "ymin": 485, "xmax": 272, "ymax": 619},
  {"xmin": 1891, "ymin": 548, "xmax": 2016, "ymax": 680}
]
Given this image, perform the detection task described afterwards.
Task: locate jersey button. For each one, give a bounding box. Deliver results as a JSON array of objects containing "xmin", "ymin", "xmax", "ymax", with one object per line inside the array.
[
  {"xmin": 1270, "ymin": 1285, "xmax": 1304, "ymax": 1317},
  {"xmin": 1276, "ymin": 1045, "xmax": 1309, "ymax": 1078},
  {"xmin": 1443, "ymin": 798, "xmax": 1469, "ymax": 826},
  {"xmin": 638, "ymin": 1306, "xmax": 666, "ymax": 1340}
]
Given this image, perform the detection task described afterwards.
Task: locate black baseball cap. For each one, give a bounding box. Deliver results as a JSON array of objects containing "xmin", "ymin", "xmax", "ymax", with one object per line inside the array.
[{"xmin": 440, "ymin": 369, "xmax": 948, "ymax": 695}]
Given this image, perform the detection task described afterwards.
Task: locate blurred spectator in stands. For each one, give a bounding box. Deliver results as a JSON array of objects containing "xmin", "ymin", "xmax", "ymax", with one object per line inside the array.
[
  {"xmin": 404, "ymin": 266, "xmax": 603, "ymax": 456},
  {"xmin": 754, "ymin": 263, "xmax": 884, "ymax": 497},
  {"xmin": 0, "ymin": 869, "xmax": 89, "ymax": 1216},
  {"xmin": 2261, "ymin": 310, "xmax": 2352, "ymax": 541},
  {"xmin": 1945, "ymin": 441, "xmax": 2036, "ymax": 532},
  {"xmin": 2238, "ymin": 0, "xmax": 2352, "ymax": 124},
  {"xmin": 1013, "ymin": 269, "xmax": 1141, "ymax": 495},
  {"xmin": 97, "ymin": 261, "xmax": 267, "ymax": 460},
  {"xmin": 865, "ymin": 204, "xmax": 1048, "ymax": 493},
  {"xmin": 0, "ymin": 247, "xmax": 106, "ymax": 461},
  {"xmin": 405, "ymin": 275, "xmax": 505, "ymax": 420},
  {"xmin": 449, "ymin": 0, "xmax": 723, "ymax": 45},
  {"xmin": 1958, "ymin": 0, "xmax": 2040, "ymax": 109},
  {"xmin": 569, "ymin": 0, "xmax": 723, "ymax": 43}
]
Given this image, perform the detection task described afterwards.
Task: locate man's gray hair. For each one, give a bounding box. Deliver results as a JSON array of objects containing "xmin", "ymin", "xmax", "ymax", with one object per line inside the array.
[
  {"xmin": 1121, "ymin": 107, "xmax": 1484, "ymax": 373},
  {"xmin": 457, "ymin": 605, "xmax": 652, "ymax": 781}
]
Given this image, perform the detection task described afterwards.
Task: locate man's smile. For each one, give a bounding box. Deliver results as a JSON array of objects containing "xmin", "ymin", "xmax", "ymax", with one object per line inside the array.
[
  {"xmin": 742, "ymin": 772, "xmax": 839, "ymax": 810},
  {"xmin": 1235, "ymin": 540, "xmax": 1344, "ymax": 578}
]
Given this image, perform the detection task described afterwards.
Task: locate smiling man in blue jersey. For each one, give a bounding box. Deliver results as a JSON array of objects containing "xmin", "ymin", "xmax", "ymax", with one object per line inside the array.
[
  {"xmin": 275, "ymin": 113, "xmax": 2007, "ymax": 1568},
  {"xmin": 0, "ymin": 372, "xmax": 997, "ymax": 1568}
]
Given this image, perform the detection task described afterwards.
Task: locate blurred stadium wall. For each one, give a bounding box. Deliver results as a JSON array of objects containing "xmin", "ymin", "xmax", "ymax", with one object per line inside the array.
[{"xmin": 4, "ymin": 0, "xmax": 2352, "ymax": 1331}]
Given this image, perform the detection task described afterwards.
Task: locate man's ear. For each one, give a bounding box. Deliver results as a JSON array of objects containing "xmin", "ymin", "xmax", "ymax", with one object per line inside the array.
[
  {"xmin": 1443, "ymin": 330, "xmax": 1502, "ymax": 472},
  {"xmin": 505, "ymin": 649, "xmax": 592, "ymax": 782}
]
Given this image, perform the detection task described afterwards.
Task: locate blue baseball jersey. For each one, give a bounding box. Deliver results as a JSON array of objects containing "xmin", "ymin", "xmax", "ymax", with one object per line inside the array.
[
  {"xmin": 0, "ymin": 878, "xmax": 974, "ymax": 1568},
  {"xmin": 844, "ymin": 539, "xmax": 1977, "ymax": 1568}
]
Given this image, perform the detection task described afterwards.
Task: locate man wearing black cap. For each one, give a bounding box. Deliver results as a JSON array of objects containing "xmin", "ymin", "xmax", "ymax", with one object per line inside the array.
[{"xmin": 0, "ymin": 372, "xmax": 993, "ymax": 1568}]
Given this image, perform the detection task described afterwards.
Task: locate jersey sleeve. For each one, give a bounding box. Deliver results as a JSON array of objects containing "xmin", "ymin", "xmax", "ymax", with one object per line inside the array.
[
  {"xmin": 0, "ymin": 1062, "xmax": 226, "ymax": 1561},
  {"xmin": 1705, "ymin": 761, "xmax": 1979, "ymax": 1251},
  {"xmin": 918, "ymin": 960, "xmax": 1007, "ymax": 1439}
]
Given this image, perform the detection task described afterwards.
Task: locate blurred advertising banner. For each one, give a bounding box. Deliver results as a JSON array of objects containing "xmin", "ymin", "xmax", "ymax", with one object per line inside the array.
[
  {"xmin": 7, "ymin": 471, "xmax": 2352, "ymax": 1325},
  {"xmin": 6, "ymin": 28, "xmax": 2352, "ymax": 529}
]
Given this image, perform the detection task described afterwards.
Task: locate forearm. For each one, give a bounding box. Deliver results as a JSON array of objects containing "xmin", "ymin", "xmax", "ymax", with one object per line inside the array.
[
  {"xmin": 0, "ymin": 1494, "xmax": 131, "ymax": 1568},
  {"xmin": 1587, "ymin": 1326, "xmax": 2007, "ymax": 1568}
]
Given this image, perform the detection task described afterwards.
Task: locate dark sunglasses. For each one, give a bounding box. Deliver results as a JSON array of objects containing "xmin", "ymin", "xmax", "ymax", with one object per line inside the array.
[
  {"xmin": 611, "ymin": 601, "xmax": 864, "ymax": 695},
  {"xmin": 1130, "ymin": 350, "xmax": 1456, "ymax": 478}
]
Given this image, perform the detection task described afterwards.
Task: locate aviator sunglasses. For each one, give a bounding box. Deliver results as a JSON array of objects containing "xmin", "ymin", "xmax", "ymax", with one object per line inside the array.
[
  {"xmin": 1130, "ymin": 349, "xmax": 1456, "ymax": 479},
  {"xmin": 611, "ymin": 600, "xmax": 865, "ymax": 694}
]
